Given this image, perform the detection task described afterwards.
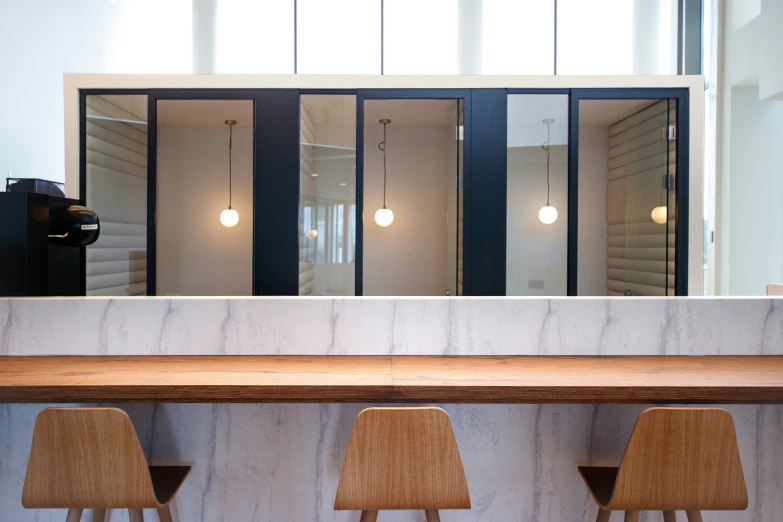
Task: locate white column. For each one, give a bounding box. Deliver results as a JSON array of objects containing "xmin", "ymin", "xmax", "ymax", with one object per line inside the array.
[
  {"xmin": 458, "ymin": 0, "xmax": 483, "ymax": 75},
  {"xmin": 192, "ymin": 0, "xmax": 217, "ymax": 74}
]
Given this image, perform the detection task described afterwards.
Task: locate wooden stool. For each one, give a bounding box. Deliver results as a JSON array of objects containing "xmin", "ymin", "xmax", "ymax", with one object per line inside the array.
[
  {"xmin": 22, "ymin": 408, "xmax": 190, "ymax": 522},
  {"xmin": 579, "ymin": 407, "xmax": 748, "ymax": 522},
  {"xmin": 334, "ymin": 407, "xmax": 471, "ymax": 521}
]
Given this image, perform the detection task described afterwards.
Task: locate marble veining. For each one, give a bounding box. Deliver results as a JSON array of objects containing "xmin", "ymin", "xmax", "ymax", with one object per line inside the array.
[{"xmin": 1, "ymin": 297, "xmax": 782, "ymax": 521}]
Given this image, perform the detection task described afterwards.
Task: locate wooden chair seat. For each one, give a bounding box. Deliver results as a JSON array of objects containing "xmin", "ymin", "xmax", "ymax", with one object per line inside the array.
[
  {"xmin": 334, "ymin": 407, "xmax": 471, "ymax": 521},
  {"xmin": 22, "ymin": 408, "xmax": 190, "ymax": 521},
  {"xmin": 579, "ymin": 408, "xmax": 748, "ymax": 522}
]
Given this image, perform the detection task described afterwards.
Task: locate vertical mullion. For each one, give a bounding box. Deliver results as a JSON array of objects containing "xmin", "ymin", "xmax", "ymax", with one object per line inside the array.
[
  {"xmin": 355, "ymin": 94, "xmax": 365, "ymax": 295},
  {"xmin": 146, "ymin": 93, "xmax": 158, "ymax": 296},
  {"xmin": 567, "ymin": 91, "xmax": 579, "ymax": 295}
]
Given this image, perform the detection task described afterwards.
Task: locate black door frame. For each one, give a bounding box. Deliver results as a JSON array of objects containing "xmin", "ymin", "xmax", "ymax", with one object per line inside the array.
[
  {"xmin": 356, "ymin": 89, "xmax": 473, "ymax": 295},
  {"xmin": 569, "ymin": 88, "xmax": 689, "ymax": 296}
]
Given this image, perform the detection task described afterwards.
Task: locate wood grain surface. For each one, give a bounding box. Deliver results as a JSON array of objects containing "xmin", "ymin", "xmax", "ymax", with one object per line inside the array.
[
  {"xmin": 579, "ymin": 407, "xmax": 747, "ymax": 518},
  {"xmin": 334, "ymin": 407, "xmax": 470, "ymax": 511},
  {"xmin": 22, "ymin": 408, "xmax": 190, "ymax": 509},
  {"xmin": 1, "ymin": 355, "xmax": 782, "ymax": 403}
]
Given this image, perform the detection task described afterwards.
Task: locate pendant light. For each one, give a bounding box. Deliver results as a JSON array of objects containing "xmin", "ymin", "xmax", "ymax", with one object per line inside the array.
[
  {"xmin": 374, "ymin": 119, "xmax": 394, "ymax": 227},
  {"xmin": 538, "ymin": 118, "xmax": 558, "ymax": 225},
  {"xmin": 220, "ymin": 120, "xmax": 239, "ymax": 227}
]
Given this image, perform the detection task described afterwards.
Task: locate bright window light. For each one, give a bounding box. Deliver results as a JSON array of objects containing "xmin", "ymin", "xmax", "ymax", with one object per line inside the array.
[
  {"xmin": 482, "ymin": 0, "xmax": 554, "ymax": 75},
  {"xmin": 297, "ymin": 0, "xmax": 381, "ymax": 74},
  {"xmin": 216, "ymin": 0, "xmax": 294, "ymax": 73},
  {"xmin": 384, "ymin": 0, "xmax": 458, "ymax": 74}
]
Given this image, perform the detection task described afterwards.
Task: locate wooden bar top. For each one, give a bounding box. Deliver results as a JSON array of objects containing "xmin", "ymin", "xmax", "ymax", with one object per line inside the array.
[{"xmin": 1, "ymin": 355, "xmax": 782, "ymax": 404}]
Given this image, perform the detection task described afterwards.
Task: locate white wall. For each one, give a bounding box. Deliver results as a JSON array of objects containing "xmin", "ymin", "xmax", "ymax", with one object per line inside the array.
[
  {"xmin": 717, "ymin": 0, "xmax": 783, "ymax": 294},
  {"xmin": 506, "ymin": 145, "xmax": 568, "ymax": 296},
  {"xmin": 0, "ymin": 0, "xmax": 190, "ymax": 188},
  {"xmin": 363, "ymin": 124, "xmax": 454, "ymax": 296},
  {"xmin": 728, "ymin": 86, "xmax": 783, "ymax": 294},
  {"xmin": 156, "ymin": 126, "xmax": 253, "ymax": 296},
  {"xmin": 577, "ymin": 125, "xmax": 609, "ymax": 296}
]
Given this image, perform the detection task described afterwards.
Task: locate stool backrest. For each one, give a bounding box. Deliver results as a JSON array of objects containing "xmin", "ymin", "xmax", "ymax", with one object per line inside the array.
[
  {"xmin": 610, "ymin": 407, "xmax": 748, "ymax": 511},
  {"xmin": 22, "ymin": 408, "xmax": 159, "ymax": 508},
  {"xmin": 334, "ymin": 407, "xmax": 471, "ymax": 511}
]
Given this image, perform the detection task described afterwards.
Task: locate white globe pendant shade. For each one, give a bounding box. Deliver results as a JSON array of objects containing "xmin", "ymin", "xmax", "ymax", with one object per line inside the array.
[
  {"xmin": 306, "ymin": 228, "xmax": 318, "ymax": 239},
  {"xmin": 538, "ymin": 205, "xmax": 558, "ymax": 225},
  {"xmin": 375, "ymin": 207, "xmax": 394, "ymax": 227},
  {"xmin": 220, "ymin": 208, "xmax": 239, "ymax": 227},
  {"xmin": 651, "ymin": 206, "xmax": 668, "ymax": 224}
]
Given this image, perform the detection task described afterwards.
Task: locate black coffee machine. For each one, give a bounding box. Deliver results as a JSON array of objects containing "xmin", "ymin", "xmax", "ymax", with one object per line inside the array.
[{"xmin": 1, "ymin": 180, "xmax": 100, "ymax": 296}]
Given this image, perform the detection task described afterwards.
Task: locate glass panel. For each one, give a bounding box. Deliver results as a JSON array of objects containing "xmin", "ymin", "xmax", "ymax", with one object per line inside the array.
[
  {"xmin": 216, "ymin": 0, "xmax": 294, "ymax": 73},
  {"xmin": 482, "ymin": 0, "xmax": 555, "ymax": 75},
  {"xmin": 84, "ymin": 94, "xmax": 148, "ymax": 296},
  {"xmin": 506, "ymin": 94, "xmax": 569, "ymax": 296},
  {"xmin": 297, "ymin": 0, "xmax": 381, "ymax": 74},
  {"xmin": 578, "ymin": 98, "xmax": 677, "ymax": 296},
  {"xmin": 364, "ymin": 99, "xmax": 462, "ymax": 295},
  {"xmin": 155, "ymin": 99, "xmax": 254, "ymax": 296},
  {"xmin": 299, "ymin": 95, "xmax": 357, "ymax": 296},
  {"xmin": 384, "ymin": 0, "xmax": 458, "ymax": 74},
  {"xmin": 557, "ymin": 0, "xmax": 677, "ymax": 74}
]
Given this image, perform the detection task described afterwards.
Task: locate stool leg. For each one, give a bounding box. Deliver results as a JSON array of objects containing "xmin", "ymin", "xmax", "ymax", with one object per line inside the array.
[
  {"xmin": 686, "ymin": 511, "xmax": 703, "ymax": 522},
  {"xmin": 663, "ymin": 511, "xmax": 676, "ymax": 522},
  {"xmin": 93, "ymin": 509, "xmax": 106, "ymax": 522},
  {"xmin": 360, "ymin": 510, "xmax": 378, "ymax": 522},
  {"xmin": 129, "ymin": 509, "xmax": 144, "ymax": 522},
  {"xmin": 425, "ymin": 510, "xmax": 440, "ymax": 522},
  {"xmin": 624, "ymin": 511, "xmax": 640, "ymax": 522},
  {"xmin": 66, "ymin": 509, "xmax": 82, "ymax": 522},
  {"xmin": 596, "ymin": 509, "xmax": 611, "ymax": 522},
  {"xmin": 157, "ymin": 506, "xmax": 173, "ymax": 522}
]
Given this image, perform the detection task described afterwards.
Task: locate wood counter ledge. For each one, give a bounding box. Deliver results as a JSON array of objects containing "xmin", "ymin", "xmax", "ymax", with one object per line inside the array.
[{"xmin": 1, "ymin": 355, "xmax": 782, "ymax": 404}]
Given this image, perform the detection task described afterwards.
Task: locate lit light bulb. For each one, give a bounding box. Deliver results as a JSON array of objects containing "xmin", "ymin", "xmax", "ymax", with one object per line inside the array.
[
  {"xmin": 220, "ymin": 208, "xmax": 239, "ymax": 227},
  {"xmin": 307, "ymin": 228, "xmax": 318, "ymax": 239},
  {"xmin": 375, "ymin": 207, "xmax": 394, "ymax": 227},
  {"xmin": 538, "ymin": 205, "xmax": 558, "ymax": 224},
  {"xmin": 651, "ymin": 206, "xmax": 667, "ymax": 224}
]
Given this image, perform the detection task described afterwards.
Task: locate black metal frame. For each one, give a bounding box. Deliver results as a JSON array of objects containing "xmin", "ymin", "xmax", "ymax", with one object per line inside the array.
[
  {"xmin": 76, "ymin": 85, "xmax": 692, "ymax": 298},
  {"xmin": 569, "ymin": 88, "xmax": 690, "ymax": 296},
  {"xmin": 357, "ymin": 89, "xmax": 474, "ymax": 294}
]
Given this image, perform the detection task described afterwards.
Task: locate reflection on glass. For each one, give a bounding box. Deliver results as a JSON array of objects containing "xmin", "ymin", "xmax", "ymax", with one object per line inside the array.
[
  {"xmin": 580, "ymin": 98, "xmax": 677, "ymax": 296},
  {"xmin": 155, "ymin": 99, "xmax": 254, "ymax": 296},
  {"xmin": 506, "ymin": 94, "xmax": 569, "ymax": 296},
  {"xmin": 84, "ymin": 94, "xmax": 148, "ymax": 296},
  {"xmin": 299, "ymin": 95, "xmax": 357, "ymax": 295},
  {"xmin": 363, "ymin": 99, "xmax": 462, "ymax": 296}
]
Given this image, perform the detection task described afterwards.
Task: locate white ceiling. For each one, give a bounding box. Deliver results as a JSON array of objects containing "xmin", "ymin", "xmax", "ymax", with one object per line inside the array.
[
  {"xmin": 365, "ymin": 99, "xmax": 458, "ymax": 125},
  {"xmin": 579, "ymin": 99, "xmax": 659, "ymax": 125},
  {"xmin": 157, "ymin": 99, "xmax": 254, "ymax": 127}
]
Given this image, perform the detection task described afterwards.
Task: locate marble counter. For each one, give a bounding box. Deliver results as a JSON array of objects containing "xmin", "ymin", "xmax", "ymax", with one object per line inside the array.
[{"xmin": 1, "ymin": 297, "xmax": 782, "ymax": 521}]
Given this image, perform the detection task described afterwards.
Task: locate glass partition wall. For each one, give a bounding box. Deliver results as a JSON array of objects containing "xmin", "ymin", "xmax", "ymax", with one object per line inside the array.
[
  {"xmin": 506, "ymin": 94, "xmax": 569, "ymax": 296},
  {"xmin": 577, "ymin": 98, "xmax": 677, "ymax": 296},
  {"xmin": 362, "ymin": 99, "xmax": 463, "ymax": 296},
  {"xmin": 299, "ymin": 95, "xmax": 357, "ymax": 295},
  {"xmin": 79, "ymin": 87, "xmax": 688, "ymax": 297},
  {"xmin": 84, "ymin": 93, "xmax": 148, "ymax": 296},
  {"xmin": 155, "ymin": 98, "xmax": 254, "ymax": 296}
]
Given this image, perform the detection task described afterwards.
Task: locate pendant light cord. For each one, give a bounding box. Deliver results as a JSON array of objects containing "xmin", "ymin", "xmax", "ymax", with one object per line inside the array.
[
  {"xmin": 379, "ymin": 122, "xmax": 388, "ymax": 208},
  {"xmin": 542, "ymin": 121, "xmax": 551, "ymax": 206},
  {"xmin": 228, "ymin": 122, "xmax": 233, "ymax": 209}
]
